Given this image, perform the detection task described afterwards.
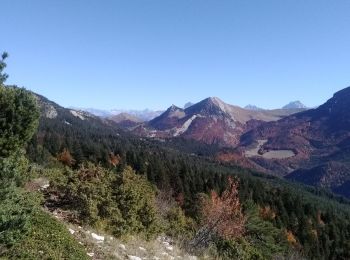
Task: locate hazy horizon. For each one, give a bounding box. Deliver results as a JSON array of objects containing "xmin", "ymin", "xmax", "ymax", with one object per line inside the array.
[
  {"xmin": 70, "ymin": 98, "xmax": 311, "ymax": 112},
  {"xmin": 3, "ymin": 0, "xmax": 350, "ymax": 110}
]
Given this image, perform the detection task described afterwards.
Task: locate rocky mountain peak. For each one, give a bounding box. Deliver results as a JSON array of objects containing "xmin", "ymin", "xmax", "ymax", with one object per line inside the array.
[
  {"xmin": 168, "ymin": 104, "xmax": 182, "ymax": 112},
  {"xmin": 282, "ymin": 101, "xmax": 307, "ymax": 109}
]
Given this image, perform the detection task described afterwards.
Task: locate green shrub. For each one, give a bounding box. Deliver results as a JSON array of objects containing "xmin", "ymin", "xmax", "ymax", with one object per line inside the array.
[
  {"xmin": 0, "ymin": 86, "xmax": 39, "ymax": 158},
  {"xmin": 7, "ymin": 210, "xmax": 87, "ymax": 260},
  {"xmin": 215, "ymin": 238, "xmax": 264, "ymax": 260},
  {"xmin": 109, "ymin": 166, "xmax": 159, "ymax": 238},
  {"xmin": 50, "ymin": 164, "xmax": 160, "ymax": 239},
  {"xmin": 0, "ymin": 188, "xmax": 39, "ymax": 251},
  {"xmin": 165, "ymin": 206, "xmax": 195, "ymax": 239}
]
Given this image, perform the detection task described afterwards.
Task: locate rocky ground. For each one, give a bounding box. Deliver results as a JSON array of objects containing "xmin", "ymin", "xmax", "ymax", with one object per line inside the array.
[{"xmin": 50, "ymin": 209, "xmax": 199, "ymax": 260}]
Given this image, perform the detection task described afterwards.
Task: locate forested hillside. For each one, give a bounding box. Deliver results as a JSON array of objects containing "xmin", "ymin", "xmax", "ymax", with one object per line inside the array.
[{"xmin": 27, "ymin": 85, "xmax": 350, "ymax": 259}]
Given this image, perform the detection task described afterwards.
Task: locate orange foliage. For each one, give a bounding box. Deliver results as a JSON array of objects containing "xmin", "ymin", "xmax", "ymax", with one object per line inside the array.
[
  {"xmin": 201, "ymin": 177, "xmax": 245, "ymax": 240},
  {"xmin": 286, "ymin": 230, "xmax": 298, "ymax": 245},
  {"xmin": 57, "ymin": 148, "xmax": 75, "ymax": 166},
  {"xmin": 108, "ymin": 152, "xmax": 121, "ymax": 167}
]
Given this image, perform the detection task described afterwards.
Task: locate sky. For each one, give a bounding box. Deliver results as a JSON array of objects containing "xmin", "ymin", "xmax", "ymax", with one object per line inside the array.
[{"xmin": 2, "ymin": 0, "xmax": 350, "ymax": 110}]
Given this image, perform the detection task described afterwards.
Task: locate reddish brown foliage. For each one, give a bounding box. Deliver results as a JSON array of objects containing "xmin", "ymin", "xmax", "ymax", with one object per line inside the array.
[
  {"xmin": 259, "ymin": 205, "xmax": 276, "ymax": 220},
  {"xmin": 201, "ymin": 177, "xmax": 245, "ymax": 240},
  {"xmin": 286, "ymin": 230, "xmax": 298, "ymax": 245},
  {"xmin": 108, "ymin": 152, "xmax": 121, "ymax": 167},
  {"xmin": 190, "ymin": 177, "xmax": 245, "ymax": 250},
  {"xmin": 57, "ymin": 148, "xmax": 75, "ymax": 166}
]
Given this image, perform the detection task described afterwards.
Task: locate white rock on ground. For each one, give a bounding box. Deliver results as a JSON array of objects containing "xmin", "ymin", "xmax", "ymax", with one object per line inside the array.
[
  {"xmin": 139, "ymin": 247, "xmax": 147, "ymax": 251},
  {"xmin": 119, "ymin": 244, "xmax": 126, "ymax": 251},
  {"xmin": 87, "ymin": 252, "xmax": 94, "ymax": 257},
  {"xmin": 40, "ymin": 184, "xmax": 50, "ymax": 190},
  {"xmin": 162, "ymin": 241, "xmax": 170, "ymax": 247},
  {"xmin": 91, "ymin": 233, "xmax": 105, "ymax": 242},
  {"xmin": 166, "ymin": 246, "xmax": 174, "ymax": 251},
  {"xmin": 128, "ymin": 256, "xmax": 142, "ymax": 260},
  {"xmin": 68, "ymin": 228, "xmax": 75, "ymax": 235}
]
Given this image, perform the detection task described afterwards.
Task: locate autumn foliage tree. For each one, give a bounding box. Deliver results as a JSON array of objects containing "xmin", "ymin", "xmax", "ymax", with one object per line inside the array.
[
  {"xmin": 190, "ymin": 177, "xmax": 245, "ymax": 250},
  {"xmin": 57, "ymin": 148, "xmax": 75, "ymax": 166},
  {"xmin": 108, "ymin": 152, "xmax": 121, "ymax": 167}
]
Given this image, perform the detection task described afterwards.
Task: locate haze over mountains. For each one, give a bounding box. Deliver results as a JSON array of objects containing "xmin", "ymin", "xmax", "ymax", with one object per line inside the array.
[
  {"xmin": 72, "ymin": 107, "xmax": 163, "ymax": 121},
  {"xmin": 77, "ymin": 101, "xmax": 308, "ymax": 121}
]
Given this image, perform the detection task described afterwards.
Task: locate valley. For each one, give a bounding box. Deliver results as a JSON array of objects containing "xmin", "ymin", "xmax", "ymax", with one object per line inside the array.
[
  {"xmin": 244, "ymin": 140, "xmax": 296, "ymax": 159},
  {"xmin": 100, "ymin": 87, "xmax": 350, "ymax": 200}
]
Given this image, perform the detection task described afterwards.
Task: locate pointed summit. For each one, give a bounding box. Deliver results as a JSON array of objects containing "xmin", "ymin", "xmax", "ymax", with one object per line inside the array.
[
  {"xmin": 185, "ymin": 97, "xmax": 228, "ymax": 116},
  {"xmin": 149, "ymin": 104, "xmax": 185, "ymax": 130},
  {"xmin": 168, "ymin": 104, "xmax": 181, "ymax": 112},
  {"xmin": 282, "ymin": 101, "xmax": 307, "ymax": 109}
]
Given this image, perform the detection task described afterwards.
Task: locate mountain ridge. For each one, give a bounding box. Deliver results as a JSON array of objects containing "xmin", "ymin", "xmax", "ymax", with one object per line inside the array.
[
  {"xmin": 240, "ymin": 86, "xmax": 350, "ymax": 198},
  {"xmin": 140, "ymin": 97, "xmax": 307, "ymax": 146}
]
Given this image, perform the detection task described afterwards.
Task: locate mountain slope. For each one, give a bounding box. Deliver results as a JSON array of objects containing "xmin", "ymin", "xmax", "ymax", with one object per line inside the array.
[
  {"xmin": 109, "ymin": 113, "xmax": 142, "ymax": 128},
  {"xmin": 241, "ymin": 86, "xmax": 350, "ymax": 197}
]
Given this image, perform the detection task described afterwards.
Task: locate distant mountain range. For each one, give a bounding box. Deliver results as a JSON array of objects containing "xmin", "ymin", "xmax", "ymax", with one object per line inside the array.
[
  {"xmin": 131, "ymin": 97, "xmax": 307, "ymax": 146},
  {"xmin": 245, "ymin": 101, "xmax": 308, "ymax": 111},
  {"xmin": 76, "ymin": 101, "xmax": 307, "ymax": 122},
  {"xmin": 71, "ymin": 108, "xmax": 163, "ymax": 121}
]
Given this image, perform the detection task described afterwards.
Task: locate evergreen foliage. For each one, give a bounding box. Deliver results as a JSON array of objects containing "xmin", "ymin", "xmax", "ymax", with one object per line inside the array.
[
  {"xmin": 0, "ymin": 86, "xmax": 39, "ymax": 157},
  {"xmin": 0, "ymin": 53, "xmax": 85, "ymax": 259},
  {"xmin": 49, "ymin": 164, "xmax": 160, "ymax": 239}
]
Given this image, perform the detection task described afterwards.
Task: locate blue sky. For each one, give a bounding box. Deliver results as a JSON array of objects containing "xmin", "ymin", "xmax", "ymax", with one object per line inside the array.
[{"xmin": 2, "ymin": 0, "xmax": 350, "ymax": 110}]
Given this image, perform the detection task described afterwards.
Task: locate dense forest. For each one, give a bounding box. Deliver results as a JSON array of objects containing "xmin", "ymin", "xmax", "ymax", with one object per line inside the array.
[{"xmin": 1, "ymin": 53, "xmax": 350, "ymax": 259}]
